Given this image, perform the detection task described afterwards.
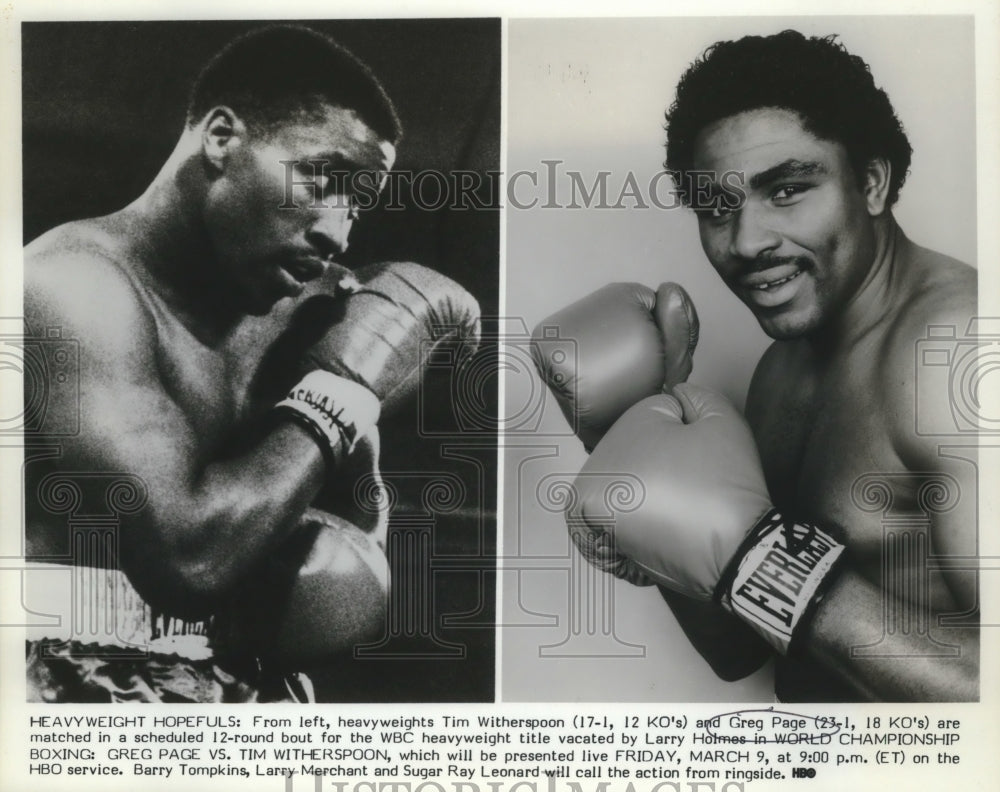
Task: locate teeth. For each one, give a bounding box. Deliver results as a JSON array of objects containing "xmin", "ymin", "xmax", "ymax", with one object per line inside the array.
[{"xmin": 753, "ymin": 270, "xmax": 801, "ymax": 290}]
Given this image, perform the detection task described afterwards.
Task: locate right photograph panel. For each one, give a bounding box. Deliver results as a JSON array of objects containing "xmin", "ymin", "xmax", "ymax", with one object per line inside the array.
[{"xmin": 502, "ymin": 15, "xmax": 978, "ymax": 702}]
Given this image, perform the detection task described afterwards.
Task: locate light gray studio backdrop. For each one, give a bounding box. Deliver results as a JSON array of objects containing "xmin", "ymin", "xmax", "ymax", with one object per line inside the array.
[{"xmin": 502, "ymin": 15, "xmax": 976, "ymax": 701}]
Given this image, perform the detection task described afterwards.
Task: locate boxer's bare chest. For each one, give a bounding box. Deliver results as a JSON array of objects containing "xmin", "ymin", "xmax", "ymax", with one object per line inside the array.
[
  {"xmin": 746, "ymin": 311, "xmax": 972, "ymax": 699},
  {"xmin": 144, "ymin": 291, "xmax": 297, "ymax": 448},
  {"xmin": 748, "ymin": 338, "xmax": 914, "ymax": 584}
]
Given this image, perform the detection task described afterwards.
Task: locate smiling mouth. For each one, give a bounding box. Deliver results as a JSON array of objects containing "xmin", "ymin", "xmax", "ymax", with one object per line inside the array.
[{"xmin": 750, "ymin": 270, "xmax": 803, "ymax": 291}]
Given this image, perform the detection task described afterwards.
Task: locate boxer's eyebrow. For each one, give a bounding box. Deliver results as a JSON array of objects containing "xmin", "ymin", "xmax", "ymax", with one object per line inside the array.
[
  {"xmin": 747, "ymin": 160, "xmax": 827, "ymax": 191},
  {"xmin": 308, "ymin": 152, "xmax": 364, "ymax": 173},
  {"xmin": 310, "ymin": 150, "xmax": 392, "ymax": 180}
]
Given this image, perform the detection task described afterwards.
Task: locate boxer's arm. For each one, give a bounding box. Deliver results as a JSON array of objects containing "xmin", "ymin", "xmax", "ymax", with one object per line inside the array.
[
  {"xmin": 799, "ymin": 459, "xmax": 979, "ymax": 702},
  {"xmin": 800, "ymin": 566, "xmax": 978, "ymax": 701},
  {"xmin": 26, "ymin": 256, "xmax": 360, "ymax": 617},
  {"xmin": 798, "ymin": 443, "xmax": 978, "ymax": 701}
]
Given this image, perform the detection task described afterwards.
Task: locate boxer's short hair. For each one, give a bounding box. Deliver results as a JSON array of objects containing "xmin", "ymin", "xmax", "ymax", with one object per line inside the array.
[
  {"xmin": 187, "ymin": 25, "xmax": 402, "ymax": 144},
  {"xmin": 665, "ymin": 30, "xmax": 911, "ymax": 207}
]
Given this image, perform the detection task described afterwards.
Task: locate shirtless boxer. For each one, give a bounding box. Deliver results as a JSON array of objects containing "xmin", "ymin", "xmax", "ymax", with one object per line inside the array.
[
  {"xmin": 23, "ymin": 26, "xmax": 479, "ymax": 702},
  {"xmin": 535, "ymin": 31, "xmax": 977, "ymax": 701}
]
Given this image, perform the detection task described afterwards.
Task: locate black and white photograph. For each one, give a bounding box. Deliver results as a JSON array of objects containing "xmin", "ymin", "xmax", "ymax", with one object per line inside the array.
[
  {"xmin": 503, "ymin": 15, "xmax": 982, "ymax": 703},
  {"xmin": 0, "ymin": 3, "xmax": 999, "ymax": 792},
  {"xmin": 17, "ymin": 18, "xmax": 500, "ymax": 704}
]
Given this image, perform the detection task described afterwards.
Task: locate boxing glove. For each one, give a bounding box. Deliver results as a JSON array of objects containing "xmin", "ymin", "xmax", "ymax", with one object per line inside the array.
[
  {"xmin": 219, "ymin": 508, "xmax": 389, "ymax": 666},
  {"xmin": 264, "ymin": 262, "xmax": 479, "ymax": 471},
  {"xmin": 531, "ymin": 282, "xmax": 698, "ymax": 452},
  {"xmin": 569, "ymin": 384, "xmax": 845, "ymax": 654},
  {"xmin": 302, "ymin": 262, "xmax": 481, "ymax": 415}
]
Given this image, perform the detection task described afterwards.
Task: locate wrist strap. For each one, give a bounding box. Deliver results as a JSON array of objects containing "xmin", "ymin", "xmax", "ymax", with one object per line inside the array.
[
  {"xmin": 716, "ymin": 509, "xmax": 845, "ymax": 655},
  {"xmin": 273, "ymin": 371, "xmax": 380, "ymax": 467}
]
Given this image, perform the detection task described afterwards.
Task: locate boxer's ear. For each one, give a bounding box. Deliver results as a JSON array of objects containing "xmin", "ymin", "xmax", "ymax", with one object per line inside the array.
[
  {"xmin": 202, "ymin": 107, "xmax": 245, "ymax": 173},
  {"xmin": 863, "ymin": 157, "xmax": 891, "ymax": 216}
]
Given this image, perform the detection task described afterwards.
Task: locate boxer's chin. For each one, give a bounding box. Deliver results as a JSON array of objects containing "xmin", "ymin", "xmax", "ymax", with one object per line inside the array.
[
  {"xmin": 741, "ymin": 280, "xmax": 825, "ymax": 340},
  {"xmin": 752, "ymin": 303, "xmax": 822, "ymax": 341}
]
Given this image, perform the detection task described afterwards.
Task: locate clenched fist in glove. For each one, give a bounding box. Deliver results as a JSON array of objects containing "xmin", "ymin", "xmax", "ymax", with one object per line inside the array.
[
  {"xmin": 217, "ymin": 507, "xmax": 390, "ymax": 667},
  {"xmin": 569, "ymin": 385, "xmax": 845, "ymax": 654},
  {"xmin": 530, "ymin": 281, "xmax": 699, "ymax": 577},
  {"xmin": 302, "ymin": 261, "xmax": 481, "ymax": 415},
  {"xmin": 531, "ymin": 282, "xmax": 699, "ymax": 452},
  {"xmin": 258, "ymin": 261, "xmax": 481, "ymax": 431},
  {"xmin": 260, "ymin": 261, "xmax": 480, "ymax": 474}
]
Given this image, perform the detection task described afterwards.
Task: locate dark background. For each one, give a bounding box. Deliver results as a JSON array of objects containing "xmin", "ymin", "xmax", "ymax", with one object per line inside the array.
[{"xmin": 22, "ymin": 19, "xmax": 500, "ymax": 702}]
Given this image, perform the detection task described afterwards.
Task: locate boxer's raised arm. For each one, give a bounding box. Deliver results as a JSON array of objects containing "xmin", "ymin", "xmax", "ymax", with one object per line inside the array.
[
  {"xmin": 570, "ymin": 383, "xmax": 970, "ymax": 701},
  {"xmin": 25, "ymin": 254, "xmax": 361, "ymax": 618}
]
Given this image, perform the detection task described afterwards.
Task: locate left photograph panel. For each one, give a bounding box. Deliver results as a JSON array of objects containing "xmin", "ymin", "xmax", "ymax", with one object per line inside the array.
[{"xmin": 20, "ymin": 19, "xmax": 500, "ymax": 703}]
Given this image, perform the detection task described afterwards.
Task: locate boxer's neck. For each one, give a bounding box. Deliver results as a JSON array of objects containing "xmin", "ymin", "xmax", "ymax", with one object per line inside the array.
[{"xmin": 806, "ymin": 214, "xmax": 905, "ymax": 356}]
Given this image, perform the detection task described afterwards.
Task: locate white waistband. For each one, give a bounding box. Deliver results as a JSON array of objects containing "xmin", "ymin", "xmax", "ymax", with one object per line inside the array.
[{"xmin": 24, "ymin": 562, "xmax": 212, "ymax": 661}]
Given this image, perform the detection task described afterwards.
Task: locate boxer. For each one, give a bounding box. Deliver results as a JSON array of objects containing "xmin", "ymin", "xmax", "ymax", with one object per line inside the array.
[
  {"xmin": 23, "ymin": 26, "xmax": 480, "ymax": 702},
  {"xmin": 534, "ymin": 31, "xmax": 977, "ymax": 701}
]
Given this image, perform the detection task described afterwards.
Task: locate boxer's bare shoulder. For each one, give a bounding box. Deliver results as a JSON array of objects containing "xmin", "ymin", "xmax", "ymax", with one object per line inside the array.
[
  {"xmin": 878, "ymin": 244, "xmax": 979, "ymax": 608},
  {"xmin": 887, "ymin": 241, "xmax": 976, "ymax": 344},
  {"xmin": 23, "ymin": 220, "xmax": 176, "ymax": 560},
  {"xmin": 880, "ymin": 242, "xmax": 976, "ymax": 464},
  {"xmin": 25, "ymin": 217, "xmax": 251, "ymax": 441},
  {"xmin": 25, "ymin": 218, "xmax": 157, "ymax": 354}
]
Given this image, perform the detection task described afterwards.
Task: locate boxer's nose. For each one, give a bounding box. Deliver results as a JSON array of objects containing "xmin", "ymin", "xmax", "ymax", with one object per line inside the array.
[
  {"xmin": 729, "ymin": 201, "xmax": 780, "ymax": 260},
  {"xmin": 307, "ymin": 202, "xmax": 354, "ymax": 260}
]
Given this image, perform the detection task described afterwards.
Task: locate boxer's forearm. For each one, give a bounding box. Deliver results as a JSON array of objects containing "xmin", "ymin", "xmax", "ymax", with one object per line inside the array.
[
  {"xmin": 801, "ymin": 566, "xmax": 978, "ymax": 702},
  {"xmin": 121, "ymin": 422, "xmax": 330, "ymax": 616}
]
